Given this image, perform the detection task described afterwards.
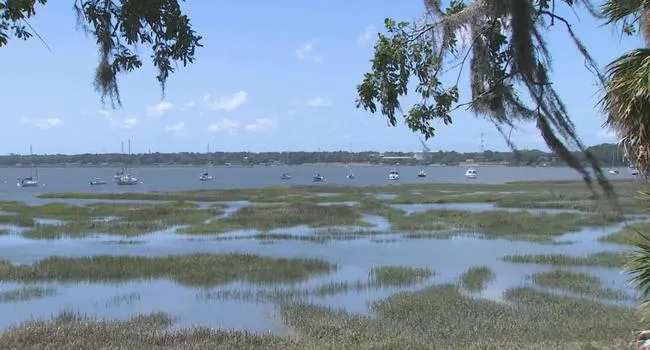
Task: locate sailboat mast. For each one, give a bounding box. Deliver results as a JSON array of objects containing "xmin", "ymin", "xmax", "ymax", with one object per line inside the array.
[
  {"xmin": 30, "ymin": 145, "xmax": 38, "ymax": 179},
  {"xmin": 127, "ymin": 139, "xmax": 131, "ymax": 173}
]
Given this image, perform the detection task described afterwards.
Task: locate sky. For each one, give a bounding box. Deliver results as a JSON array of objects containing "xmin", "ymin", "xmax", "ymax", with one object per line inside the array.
[{"xmin": 0, "ymin": 0, "xmax": 643, "ymax": 155}]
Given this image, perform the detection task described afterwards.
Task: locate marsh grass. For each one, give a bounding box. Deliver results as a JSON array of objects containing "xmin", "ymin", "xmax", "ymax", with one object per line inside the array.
[
  {"xmin": 0, "ymin": 283, "xmax": 639, "ymax": 349},
  {"xmin": 369, "ymin": 266, "xmax": 434, "ymax": 286},
  {"xmin": 0, "ymin": 254, "xmax": 334, "ymax": 287},
  {"xmin": 501, "ymin": 252, "xmax": 629, "ymax": 268},
  {"xmin": 388, "ymin": 209, "xmax": 618, "ymax": 241},
  {"xmin": 279, "ymin": 283, "xmax": 638, "ymax": 349},
  {"xmin": 182, "ymin": 202, "xmax": 366, "ymax": 234},
  {"xmin": 531, "ymin": 270, "xmax": 631, "ymax": 300},
  {"xmin": 0, "ymin": 285, "xmax": 57, "ymax": 302},
  {"xmin": 23, "ymin": 220, "xmax": 168, "ymax": 239},
  {"xmin": 0, "ymin": 214, "xmax": 35, "ymax": 227},
  {"xmin": 599, "ymin": 221, "xmax": 650, "ymax": 246},
  {"xmin": 105, "ymin": 239, "xmax": 145, "ymax": 245},
  {"xmin": 106, "ymin": 292, "xmax": 141, "ymax": 307},
  {"xmin": 197, "ymin": 281, "xmax": 369, "ymax": 303},
  {"xmin": 460, "ymin": 266, "xmax": 496, "ymax": 292}
]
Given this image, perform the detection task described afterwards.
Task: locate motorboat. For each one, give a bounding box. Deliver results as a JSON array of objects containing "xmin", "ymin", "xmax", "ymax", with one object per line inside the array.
[
  {"xmin": 199, "ymin": 172, "xmax": 213, "ymax": 181},
  {"xmin": 17, "ymin": 176, "xmax": 39, "ymax": 187},
  {"xmin": 90, "ymin": 178, "xmax": 107, "ymax": 186},
  {"xmin": 346, "ymin": 170, "xmax": 355, "ymax": 179},
  {"xmin": 280, "ymin": 173, "xmax": 292, "ymax": 180},
  {"xmin": 464, "ymin": 167, "xmax": 478, "ymax": 179},
  {"xmin": 608, "ymin": 169, "xmax": 619, "ymax": 175},
  {"xmin": 388, "ymin": 169, "xmax": 399, "ymax": 180},
  {"xmin": 417, "ymin": 169, "xmax": 426, "ymax": 178},
  {"xmin": 116, "ymin": 173, "xmax": 139, "ymax": 185},
  {"xmin": 631, "ymin": 168, "xmax": 640, "ymax": 176},
  {"xmin": 313, "ymin": 174, "xmax": 325, "ymax": 182}
]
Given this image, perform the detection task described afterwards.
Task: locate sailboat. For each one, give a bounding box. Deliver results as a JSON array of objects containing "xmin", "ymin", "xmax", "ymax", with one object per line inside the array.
[
  {"xmin": 17, "ymin": 145, "xmax": 40, "ymax": 187},
  {"xmin": 280, "ymin": 151, "xmax": 292, "ymax": 180},
  {"xmin": 199, "ymin": 143, "xmax": 214, "ymax": 181},
  {"xmin": 608, "ymin": 146, "xmax": 620, "ymax": 175},
  {"xmin": 346, "ymin": 143, "xmax": 355, "ymax": 179},
  {"xmin": 116, "ymin": 140, "xmax": 140, "ymax": 185},
  {"xmin": 417, "ymin": 135, "xmax": 429, "ymax": 178},
  {"xmin": 113, "ymin": 142, "xmax": 126, "ymax": 181},
  {"xmin": 313, "ymin": 147, "xmax": 325, "ymax": 182}
]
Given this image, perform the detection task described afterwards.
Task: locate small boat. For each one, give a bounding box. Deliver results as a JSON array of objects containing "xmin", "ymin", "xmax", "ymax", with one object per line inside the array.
[
  {"xmin": 313, "ymin": 174, "xmax": 325, "ymax": 182},
  {"xmin": 388, "ymin": 169, "xmax": 399, "ymax": 180},
  {"xmin": 631, "ymin": 168, "xmax": 640, "ymax": 176},
  {"xmin": 90, "ymin": 178, "xmax": 107, "ymax": 186},
  {"xmin": 18, "ymin": 145, "xmax": 40, "ymax": 187},
  {"xmin": 417, "ymin": 169, "xmax": 426, "ymax": 178},
  {"xmin": 465, "ymin": 167, "xmax": 478, "ymax": 179},
  {"xmin": 17, "ymin": 176, "xmax": 39, "ymax": 187},
  {"xmin": 116, "ymin": 174, "xmax": 139, "ymax": 186},
  {"xmin": 346, "ymin": 171, "xmax": 355, "ymax": 179},
  {"xmin": 199, "ymin": 172, "xmax": 213, "ymax": 181},
  {"xmin": 608, "ymin": 169, "xmax": 619, "ymax": 175},
  {"xmin": 113, "ymin": 170, "xmax": 124, "ymax": 181},
  {"xmin": 280, "ymin": 173, "xmax": 292, "ymax": 180}
]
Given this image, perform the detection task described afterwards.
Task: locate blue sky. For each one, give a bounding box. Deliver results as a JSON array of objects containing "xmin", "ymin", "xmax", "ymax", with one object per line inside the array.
[{"xmin": 0, "ymin": 0, "xmax": 643, "ymax": 155}]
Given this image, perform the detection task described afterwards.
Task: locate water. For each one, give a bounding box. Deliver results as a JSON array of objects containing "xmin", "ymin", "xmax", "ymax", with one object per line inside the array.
[
  {"xmin": 0, "ymin": 165, "xmax": 636, "ymax": 203},
  {"xmin": 0, "ymin": 169, "xmax": 642, "ymax": 332}
]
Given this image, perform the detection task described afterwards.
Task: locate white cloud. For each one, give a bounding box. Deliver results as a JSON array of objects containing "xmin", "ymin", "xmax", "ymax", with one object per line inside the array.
[
  {"xmin": 146, "ymin": 101, "xmax": 175, "ymax": 117},
  {"xmin": 208, "ymin": 118, "xmax": 240, "ymax": 135},
  {"xmin": 358, "ymin": 25, "xmax": 376, "ymax": 43},
  {"xmin": 179, "ymin": 100, "xmax": 196, "ymax": 111},
  {"xmin": 96, "ymin": 110, "xmax": 136, "ymax": 130},
  {"xmin": 122, "ymin": 118, "xmax": 138, "ymax": 130},
  {"xmin": 307, "ymin": 97, "xmax": 332, "ymax": 108},
  {"xmin": 18, "ymin": 117, "xmax": 63, "ymax": 129},
  {"xmin": 203, "ymin": 91, "xmax": 247, "ymax": 111},
  {"xmin": 295, "ymin": 40, "xmax": 323, "ymax": 63},
  {"xmin": 245, "ymin": 117, "xmax": 278, "ymax": 133}
]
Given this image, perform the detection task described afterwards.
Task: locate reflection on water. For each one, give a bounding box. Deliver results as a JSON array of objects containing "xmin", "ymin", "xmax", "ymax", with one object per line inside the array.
[
  {"xmin": 0, "ymin": 183, "xmax": 644, "ymax": 332},
  {"xmin": 392, "ymin": 202, "xmax": 581, "ymax": 215}
]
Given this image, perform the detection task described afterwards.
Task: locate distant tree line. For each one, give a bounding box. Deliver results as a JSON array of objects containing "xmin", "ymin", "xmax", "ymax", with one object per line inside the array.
[{"xmin": 1, "ymin": 143, "xmax": 626, "ymax": 167}]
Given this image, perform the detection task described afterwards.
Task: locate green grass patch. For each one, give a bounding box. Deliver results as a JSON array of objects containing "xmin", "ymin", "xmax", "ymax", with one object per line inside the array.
[
  {"xmin": 369, "ymin": 266, "xmax": 434, "ymax": 286},
  {"xmin": 0, "ymin": 253, "xmax": 334, "ymax": 287},
  {"xmin": 501, "ymin": 251, "xmax": 629, "ymax": 268},
  {"xmin": 279, "ymin": 283, "xmax": 638, "ymax": 349},
  {"xmin": 182, "ymin": 202, "xmax": 366, "ymax": 234},
  {"xmin": 599, "ymin": 221, "xmax": 650, "ymax": 246},
  {"xmin": 460, "ymin": 266, "xmax": 496, "ymax": 292},
  {"xmin": 0, "ymin": 214, "xmax": 35, "ymax": 227},
  {"xmin": 23, "ymin": 220, "xmax": 168, "ymax": 239},
  {"xmin": 388, "ymin": 209, "xmax": 618, "ymax": 242},
  {"xmin": 531, "ymin": 270, "xmax": 631, "ymax": 300},
  {"xmin": 0, "ymin": 285, "xmax": 57, "ymax": 302},
  {"xmin": 0, "ymin": 282, "xmax": 639, "ymax": 349}
]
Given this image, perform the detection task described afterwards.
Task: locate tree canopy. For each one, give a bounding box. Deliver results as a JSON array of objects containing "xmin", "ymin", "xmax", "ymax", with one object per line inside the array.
[
  {"xmin": 0, "ymin": 0, "xmax": 202, "ymax": 107},
  {"xmin": 355, "ymin": 0, "xmax": 648, "ymax": 199}
]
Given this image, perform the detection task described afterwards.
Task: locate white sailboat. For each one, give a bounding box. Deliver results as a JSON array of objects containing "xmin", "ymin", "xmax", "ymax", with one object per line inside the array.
[
  {"xmin": 313, "ymin": 147, "xmax": 325, "ymax": 182},
  {"xmin": 280, "ymin": 151, "xmax": 292, "ymax": 180},
  {"xmin": 199, "ymin": 143, "xmax": 214, "ymax": 181},
  {"xmin": 608, "ymin": 145, "xmax": 620, "ymax": 175},
  {"xmin": 388, "ymin": 169, "xmax": 400, "ymax": 180},
  {"xmin": 17, "ymin": 145, "xmax": 40, "ymax": 187},
  {"xmin": 116, "ymin": 140, "xmax": 140, "ymax": 186},
  {"xmin": 346, "ymin": 143, "xmax": 355, "ymax": 179}
]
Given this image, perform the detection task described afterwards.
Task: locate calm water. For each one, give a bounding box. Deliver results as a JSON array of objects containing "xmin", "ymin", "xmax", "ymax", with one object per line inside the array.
[
  {"xmin": 0, "ymin": 165, "xmax": 637, "ymax": 203},
  {"xmin": 0, "ymin": 166, "xmax": 641, "ymax": 332}
]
